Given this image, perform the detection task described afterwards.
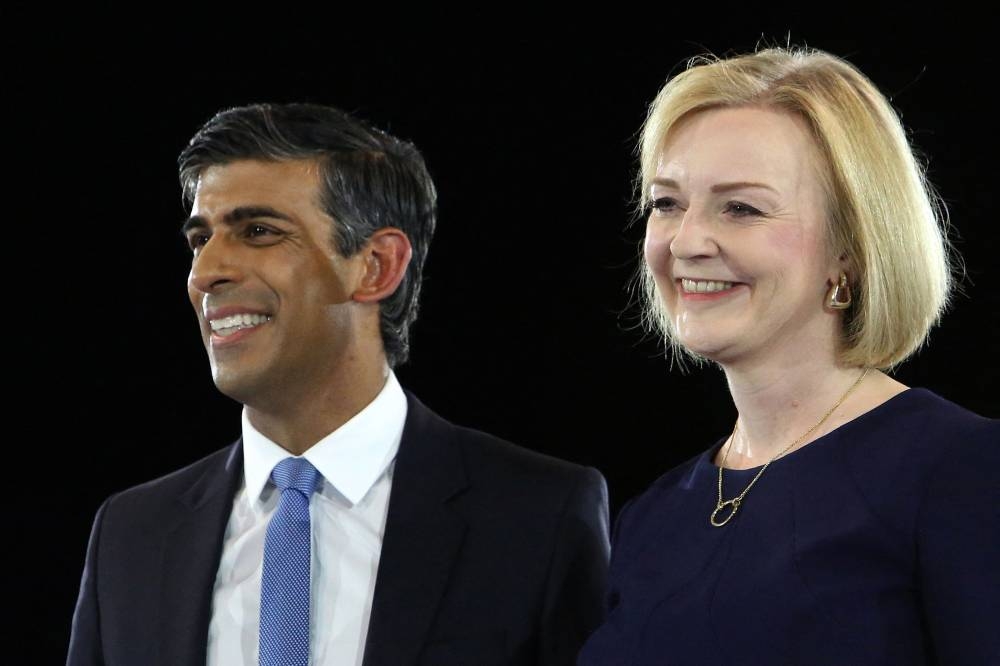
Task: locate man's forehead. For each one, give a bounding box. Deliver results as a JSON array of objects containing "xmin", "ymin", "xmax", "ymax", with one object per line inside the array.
[{"xmin": 191, "ymin": 158, "xmax": 324, "ymax": 214}]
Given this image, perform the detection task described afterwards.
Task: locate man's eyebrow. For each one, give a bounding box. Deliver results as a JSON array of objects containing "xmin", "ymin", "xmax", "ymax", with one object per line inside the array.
[
  {"xmin": 180, "ymin": 216, "xmax": 207, "ymax": 236},
  {"xmin": 649, "ymin": 178, "xmax": 778, "ymax": 195},
  {"xmin": 180, "ymin": 206, "xmax": 295, "ymax": 236}
]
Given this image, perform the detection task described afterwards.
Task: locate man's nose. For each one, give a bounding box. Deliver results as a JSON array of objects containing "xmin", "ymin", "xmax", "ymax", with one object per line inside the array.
[{"xmin": 188, "ymin": 234, "xmax": 244, "ymax": 294}]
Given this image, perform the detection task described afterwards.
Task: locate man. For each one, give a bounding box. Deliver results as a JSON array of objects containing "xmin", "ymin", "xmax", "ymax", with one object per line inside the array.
[{"xmin": 67, "ymin": 103, "xmax": 609, "ymax": 666}]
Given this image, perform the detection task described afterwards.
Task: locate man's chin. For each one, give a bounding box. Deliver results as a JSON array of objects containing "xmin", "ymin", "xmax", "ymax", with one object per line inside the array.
[{"xmin": 210, "ymin": 366, "xmax": 266, "ymax": 405}]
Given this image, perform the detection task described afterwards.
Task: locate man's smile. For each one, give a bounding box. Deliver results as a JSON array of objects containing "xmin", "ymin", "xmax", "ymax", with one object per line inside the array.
[{"xmin": 209, "ymin": 312, "xmax": 273, "ymax": 337}]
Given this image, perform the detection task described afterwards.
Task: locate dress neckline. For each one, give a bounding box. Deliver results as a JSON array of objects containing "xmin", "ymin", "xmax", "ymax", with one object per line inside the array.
[{"xmin": 702, "ymin": 387, "xmax": 930, "ymax": 476}]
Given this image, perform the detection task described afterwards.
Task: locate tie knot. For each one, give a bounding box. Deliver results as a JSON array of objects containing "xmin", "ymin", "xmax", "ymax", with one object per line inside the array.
[{"xmin": 271, "ymin": 457, "xmax": 320, "ymax": 496}]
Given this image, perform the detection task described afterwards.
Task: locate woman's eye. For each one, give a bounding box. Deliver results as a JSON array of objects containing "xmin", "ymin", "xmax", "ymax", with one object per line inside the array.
[
  {"xmin": 724, "ymin": 201, "xmax": 763, "ymax": 217},
  {"xmin": 649, "ymin": 197, "xmax": 679, "ymax": 214}
]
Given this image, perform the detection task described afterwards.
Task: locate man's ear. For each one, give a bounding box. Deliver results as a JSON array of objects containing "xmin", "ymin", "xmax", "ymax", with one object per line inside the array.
[{"xmin": 351, "ymin": 228, "xmax": 412, "ymax": 303}]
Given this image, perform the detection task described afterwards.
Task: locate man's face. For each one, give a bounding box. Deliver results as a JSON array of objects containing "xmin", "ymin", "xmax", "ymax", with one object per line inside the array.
[{"xmin": 184, "ymin": 159, "xmax": 368, "ymax": 407}]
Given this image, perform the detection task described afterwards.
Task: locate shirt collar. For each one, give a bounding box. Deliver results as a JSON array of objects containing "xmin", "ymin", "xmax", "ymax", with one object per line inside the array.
[{"xmin": 241, "ymin": 372, "xmax": 408, "ymax": 506}]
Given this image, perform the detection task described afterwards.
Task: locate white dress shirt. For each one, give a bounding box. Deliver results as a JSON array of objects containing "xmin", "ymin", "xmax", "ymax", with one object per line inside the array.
[{"xmin": 207, "ymin": 373, "xmax": 407, "ymax": 666}]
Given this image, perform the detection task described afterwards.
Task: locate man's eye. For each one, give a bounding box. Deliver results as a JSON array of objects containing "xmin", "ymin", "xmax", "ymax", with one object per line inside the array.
[
  {"xmin": 186, "ymin": 234, "xmax": 209, "ymax": 251},
  {"xmin": 246, "ymin": 224, "xmax": 280, "ymax": 239},
  {"xmin": 724, "ymin": 201, "xmax": 764, "ymax": 217}
]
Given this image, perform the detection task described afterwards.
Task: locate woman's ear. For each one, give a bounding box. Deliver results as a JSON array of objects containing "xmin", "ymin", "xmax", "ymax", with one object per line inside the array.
[{"xmin": 826, "ymin": 251, "xmax": 852, "ymax": 286}]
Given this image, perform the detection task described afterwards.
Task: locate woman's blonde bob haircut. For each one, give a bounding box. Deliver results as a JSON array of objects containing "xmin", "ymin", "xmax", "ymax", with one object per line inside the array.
[{"xmin": 639, "ymin": 47, "xmax": 953, "ymax": 369}]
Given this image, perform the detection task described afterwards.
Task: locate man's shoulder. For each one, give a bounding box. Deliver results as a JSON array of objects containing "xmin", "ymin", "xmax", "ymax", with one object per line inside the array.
[
  {"xmin": 405, "ymin": 392, "xmax": 604, "ymax": 496},
  {"xmin": 101, "ymin": 442, "xmax": 239, "ymax": 517},
  {"xmin": 453, "ymin": 420, "xmax": 597, "ymax": 484}
]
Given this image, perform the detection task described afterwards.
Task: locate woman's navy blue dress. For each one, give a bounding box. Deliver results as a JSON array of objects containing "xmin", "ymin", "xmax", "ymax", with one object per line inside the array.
[{"xmin": 579, "ymin": 389, "xmax": 999, "ymax": 665}]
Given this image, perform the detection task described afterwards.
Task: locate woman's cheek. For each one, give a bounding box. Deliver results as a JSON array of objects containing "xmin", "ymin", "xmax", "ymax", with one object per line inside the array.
[{"xmin": 643, "ymin": 223, "xmax": 674, "ymax": 280}]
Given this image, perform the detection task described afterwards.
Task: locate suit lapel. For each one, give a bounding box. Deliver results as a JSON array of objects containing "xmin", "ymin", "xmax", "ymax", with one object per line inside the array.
[
  {"xmin": 363, "ymin": 394, "xmax": 469, "ymax": 666},
  {"xmin": 157, "ymin": 442, "xmax": 242, "ymax": 666}
]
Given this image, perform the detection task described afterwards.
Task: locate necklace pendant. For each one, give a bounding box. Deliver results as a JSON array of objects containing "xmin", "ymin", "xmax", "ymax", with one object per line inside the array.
[{"xmin": 710, "ymin": 498, "xmax": 741, "ymax": 527}]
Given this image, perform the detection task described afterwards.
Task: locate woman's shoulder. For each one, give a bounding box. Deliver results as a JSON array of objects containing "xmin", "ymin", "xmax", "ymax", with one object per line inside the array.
[
  {"xmin": 876, "ymin": 387, "xmax": 995, "ymax": 429},
  {"xmin": 843, "ymin": 387, "xmax": 998, "ymax": 458},
  {"xmin": 610, "ymin": 449, "xmax": 714, "ymax": 547},
  {"xmin": 834, "ymin": 387, "xmax": 998, "ymax": 530}
]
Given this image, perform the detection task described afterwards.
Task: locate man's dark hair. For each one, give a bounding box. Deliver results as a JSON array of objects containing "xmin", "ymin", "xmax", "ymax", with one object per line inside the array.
[{"xmin": 178, "ymin": 103, "xmax": 437, "ymax": 367}]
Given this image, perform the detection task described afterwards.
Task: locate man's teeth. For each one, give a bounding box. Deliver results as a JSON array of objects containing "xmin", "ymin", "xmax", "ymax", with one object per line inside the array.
[
  {"xmin": 681, "ymin": 279, "xmax": 735, "ymax": 293},
  {"xmin": 209, "ymin": 313, "xmax": 271, "ymax": 336}
]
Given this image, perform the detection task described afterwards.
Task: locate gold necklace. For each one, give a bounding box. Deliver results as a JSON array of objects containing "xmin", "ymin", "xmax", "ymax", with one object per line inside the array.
[{"xmin": 710, "ymin": 368, "xmax": 870, "ymax": 527}]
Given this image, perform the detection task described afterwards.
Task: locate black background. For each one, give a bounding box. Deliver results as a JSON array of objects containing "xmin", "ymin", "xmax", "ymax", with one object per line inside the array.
[{"xmin": 9, "ymin": 12, "xmax": 998, "ymax": 663}]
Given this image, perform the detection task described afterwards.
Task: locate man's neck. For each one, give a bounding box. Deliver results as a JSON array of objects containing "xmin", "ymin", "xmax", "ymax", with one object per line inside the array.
[{"xmin": 245, "ymin": 363, "xmax": 391, "ymax": 455}]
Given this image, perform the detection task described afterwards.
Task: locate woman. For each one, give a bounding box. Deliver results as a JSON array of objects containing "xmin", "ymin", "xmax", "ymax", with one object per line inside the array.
[{"xmin": 579, "ymin": 48, "xmax": 999, "ymax": 665}]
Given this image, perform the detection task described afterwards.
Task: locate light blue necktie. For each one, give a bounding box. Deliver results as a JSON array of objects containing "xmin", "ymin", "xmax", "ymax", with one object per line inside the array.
[{"xmin": 259, "ymin": 457, "xmax": 320, "ymax": 666}]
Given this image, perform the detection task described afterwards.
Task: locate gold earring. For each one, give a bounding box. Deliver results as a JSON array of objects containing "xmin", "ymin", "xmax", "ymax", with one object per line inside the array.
[{"xmin": 827, "ymin": 273, "xmax": 851, "ymax": 310}]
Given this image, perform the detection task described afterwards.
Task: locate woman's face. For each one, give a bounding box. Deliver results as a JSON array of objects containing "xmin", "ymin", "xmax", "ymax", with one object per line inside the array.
[{"xmin": 644, "ymin": 106, "xmax": 842, "ymax": 368}]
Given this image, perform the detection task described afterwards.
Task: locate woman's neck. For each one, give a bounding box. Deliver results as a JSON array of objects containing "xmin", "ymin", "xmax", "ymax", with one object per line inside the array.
[{"xmin": 718, "ymin": 354, "xmax": 892, "ymax": 469}]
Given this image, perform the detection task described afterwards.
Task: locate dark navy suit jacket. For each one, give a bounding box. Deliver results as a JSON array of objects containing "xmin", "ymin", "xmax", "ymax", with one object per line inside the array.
[{"xmin": 68, "ymin": 392, "xmax": 610, "ymax": 665}]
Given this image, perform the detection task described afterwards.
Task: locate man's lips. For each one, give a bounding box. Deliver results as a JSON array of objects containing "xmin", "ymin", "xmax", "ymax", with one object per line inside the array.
[
  {"xmin": 210, "ymin": 312, "xmax": 272, "ymax": 335},
  {"xmin": 203, "ymin": 305, "xmax": 272, "ymax": 321},
  {"xmin": 202, "ymin": 306, "xmax": 273, "ymax": 344}
]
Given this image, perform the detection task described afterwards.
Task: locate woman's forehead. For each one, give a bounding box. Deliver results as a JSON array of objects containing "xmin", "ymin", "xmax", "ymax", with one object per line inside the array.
[{"xmin": 653, "ymin": 106, "xmax": 822, "ymax": 192}]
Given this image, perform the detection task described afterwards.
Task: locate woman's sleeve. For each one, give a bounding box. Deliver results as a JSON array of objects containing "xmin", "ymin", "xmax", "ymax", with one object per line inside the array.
[{"xmin": 916, "ymin": 419, "xmax": 1000, "ymax": 665}]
